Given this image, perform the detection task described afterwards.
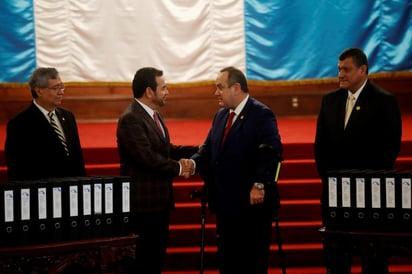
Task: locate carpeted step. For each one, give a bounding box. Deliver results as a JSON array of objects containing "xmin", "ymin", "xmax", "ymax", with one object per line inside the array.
[
  {"xmin": 168, "ymin": 221, "xmax": 323, "ymax": 247},
  {"xmin": 170, "ymin": 200, "xmax": 321, "ymax": 224},
  {"xmin": 173, "ymin": 178, "xmax": 323, "ymax": 203},
  {"xmin": 164, "ymin": 243, "xmax": 325, "ymax": 270}
]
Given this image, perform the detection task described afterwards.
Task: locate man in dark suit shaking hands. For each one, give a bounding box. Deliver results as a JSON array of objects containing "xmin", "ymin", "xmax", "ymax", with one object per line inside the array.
[
  {"xmin": 116, "ymin": 67, "xmax": 198, "ymax": 274},
  {"xmin": 315, "ymin": 48, "xmax": 402, "ymax": 274},
  {"xmin": 191, "ymin": 66, "xmax": 283, "ymax": 274},
  {"xmin": 5, "ymin": 67, "xmax": 86, "ymax": 181}
]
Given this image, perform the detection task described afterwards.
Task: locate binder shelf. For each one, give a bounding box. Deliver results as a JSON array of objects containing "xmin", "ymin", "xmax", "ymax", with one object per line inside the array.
[
  {"xmin": 323, "ymin": 170, "xmax": 412, "ymax": 231},
  {"xmin": 0, "ymin": 176, "xmax": 133, "ymax": 246}
]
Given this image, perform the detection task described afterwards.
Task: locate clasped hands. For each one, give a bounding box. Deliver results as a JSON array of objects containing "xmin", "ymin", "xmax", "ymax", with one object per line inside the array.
[{"xmin": 179, "ymin": 159, "xmax": 195, "ymax": 179}]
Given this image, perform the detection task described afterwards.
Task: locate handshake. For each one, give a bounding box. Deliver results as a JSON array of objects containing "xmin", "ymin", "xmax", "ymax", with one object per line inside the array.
[{"xmin": 179, "ymin": 159, "xmax": 195, "ymax": 179}]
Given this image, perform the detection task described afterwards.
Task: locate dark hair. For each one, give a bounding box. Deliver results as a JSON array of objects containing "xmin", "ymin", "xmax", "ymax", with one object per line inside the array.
[
  {"xmin": 132, "ymin": 67, "xmax": 163, "ymax": 98},
  {"xmin": 339, "ymin": 48, "xmax": 369, "ymax": 74},
  {"xmin": 28, "ymin": 67, "xmax": 59, "ymax": 98},
  {"xmin": 220, "ymin": 66, "xmax": 249, "ymax": 93}
]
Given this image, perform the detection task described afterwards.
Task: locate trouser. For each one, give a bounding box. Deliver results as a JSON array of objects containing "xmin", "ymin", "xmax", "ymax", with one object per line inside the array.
[
  {"xmin": 127, "ymin": 211, "xmax": 170, "ymax": 274},
  {"xmin": 216, "ymin": 206, "xmax": 273, "ymax": 274}
]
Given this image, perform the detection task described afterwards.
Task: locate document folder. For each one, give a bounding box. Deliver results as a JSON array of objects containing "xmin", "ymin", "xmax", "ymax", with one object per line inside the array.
[
  {"xmin": 48, "ymin": 178, "xmax": 64, "ymax": 242},
  {"xmin": 114, "ymin": 176, "xmax": 132, "ymax": 236},
  {"xmin": 92, "ymin": 176, "xmax": 104, "ymax": 238},
  {"xmin": 35, "ymin": 180, "xmax": 50, "ymax": 244},
  {"xmin": 18, "ymin": 183, "xmax": 33, "ymax": 245},
  {"xmin": 81, "ymin": 177, "xmax": 94, "ymax": 239},
  {"xmin": 0, "ymin": 183, "xmax": 17, "ymax": 246}
]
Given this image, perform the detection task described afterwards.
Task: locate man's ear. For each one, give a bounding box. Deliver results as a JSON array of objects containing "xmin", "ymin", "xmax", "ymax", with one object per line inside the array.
[
  {"xmin": 35, "ymin": 87, "xmax": 42, "ymax": 97},
  {"xmin": 144, "ymin": 87, "xmax": 154, "ymax": 99}
]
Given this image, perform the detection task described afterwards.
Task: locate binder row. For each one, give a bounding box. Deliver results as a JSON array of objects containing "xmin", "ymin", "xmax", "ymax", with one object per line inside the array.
[
  {"xmin": 323, "ymin": 170, "xmax": 412, "ymax": 231},
  {"xmin": 0, "ymin": 176, "xmax": 132, "ymax": 246}
]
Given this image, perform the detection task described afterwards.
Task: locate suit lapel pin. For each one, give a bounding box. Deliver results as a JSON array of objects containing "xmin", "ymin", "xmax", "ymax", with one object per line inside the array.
[
  {"xmin": 356, "ymin": 106, "xmax": 360, "ymax": 111},
  {"xmin": 240, "ymin": 115, "xmax": 244, "ymax": 120}
]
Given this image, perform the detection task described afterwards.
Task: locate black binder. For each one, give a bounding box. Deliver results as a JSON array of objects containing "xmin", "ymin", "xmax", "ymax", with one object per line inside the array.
[
  {"xmin": 62, "ymin": 177, "xmax": 81, "ymax": 240},
  {"xmin": 323, "ymin": 172, "xmax": 340, "ymax": 229},
  {"xmin": 102, "ymin": 176, "xmax": 115, "ymax": 237},
  {"xmin": 92, "ymin": 176, "xmax": 104, "ymax": 238},
  {"xmin": 34, "ymin": 180, "xmax": 50, "ymax": 244},
  {"xmin": 80, "ymin": 177, "xmax": 94, "ymax": 239},
  {"xmin": 397, "ymin": 171, "xmax": 412, "ymax": 231},
  {"xmin": 0, "ymin": 183, "xmax": 18, "ymax": 246},
  {"xmin": 114, "ymin": 176, "xmax": 132, "ymax": 236},
  {"xmin": 48, "ymin": 178, "xmax": 64, "ymax": 243},
  {"xmin": 17, "ymin": 182, "xmax": 34, "ymax": 245}
]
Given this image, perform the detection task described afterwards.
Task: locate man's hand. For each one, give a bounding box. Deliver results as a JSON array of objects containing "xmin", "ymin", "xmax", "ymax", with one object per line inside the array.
[
  {"xmin": 250, "ymin": 183, "xmax": 265, "ymax": 205},
  {"xmin": 179, "ymin": 158, "xmax": 195, "ymax": 179}
]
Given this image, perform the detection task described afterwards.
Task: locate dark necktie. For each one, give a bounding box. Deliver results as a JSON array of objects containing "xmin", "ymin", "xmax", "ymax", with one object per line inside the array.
[
  {"xmin": 48, "ymin": 112, "xmax": 69, "ymax": 155},
  {"xmin": 153, "ymin": 112, "xmax": 165, "ymax": 137},
  {"xmin": 221, "ymin": 111, "xmax": 235, "ymax": 146}
]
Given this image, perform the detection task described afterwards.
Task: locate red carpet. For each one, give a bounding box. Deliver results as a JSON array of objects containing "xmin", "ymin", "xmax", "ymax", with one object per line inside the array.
[{"xmin": 0, "ymin": 115, "xmax": 411, "ymax": 150}]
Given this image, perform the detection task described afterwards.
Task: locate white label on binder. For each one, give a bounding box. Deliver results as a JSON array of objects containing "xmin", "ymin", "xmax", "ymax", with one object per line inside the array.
[
  {"xmin": 94, "ymin": 184, "xmax": 102, "ymax": 214},
  {"xmin": 83, "ymin": 184, "xmax": 92, "ymax": 215},
  {"xmin": 371, "ymin": 178, "xmax": 381, "ymax": 208},
  {"xmin": 341, "ymin": 177, "xmax": 351, "ymax": 207},
  {"xmin": 402, "ymin": 178, "xmax": 411, "ymax": 209},
  {"xmin": 69, "ymin": 185, "xmax": 78, "ymax": 217},
  {"xmin": 122, "ymin": 182, "xmax": 130, "ymax": 213},
  {"xmin": 53, "ymin": 187, "xmax": 62, "ymax": 218},
  {"xmin": 105, "ymin": 183, "xmax": 113, "ymax": 214},
  {"xmin": 385, "ymin": 177, "xmax": 395, "ymax": 208},
  {"xmin": 328, "ymin": 177, "xmax": 337, "ymax": 207},
  {"xmin": 38, "ymin": 188, "xmax": 47, "ymax": 220},
  {"xmin": 21, "ymin": 188, "xmax": 30, "ymax": 221},
  {"xmin": 356, "ymin": 177, "xmax": 365, "ymax": 208},
  {"xmin": 4, "ymin": 190, "xmax": 14, "ymax": 222}
]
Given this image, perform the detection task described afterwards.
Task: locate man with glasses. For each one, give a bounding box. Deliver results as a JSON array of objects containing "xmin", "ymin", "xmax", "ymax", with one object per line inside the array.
[{"xmin": 5, "ymin": 67, "xmax": 86, "ymax": 180}]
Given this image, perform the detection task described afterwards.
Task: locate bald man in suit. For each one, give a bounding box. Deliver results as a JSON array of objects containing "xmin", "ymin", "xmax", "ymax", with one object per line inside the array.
[
  {"xmin": 315, "ymin": 48, "xmax": 402, "ymax": 274},
  {"xmin": 5, "ymin": 67, "xmax": 85, "ymax": 181},
  {"xmin": 191, "ymin": 66, "xmax": 283, "ymax": 274}
]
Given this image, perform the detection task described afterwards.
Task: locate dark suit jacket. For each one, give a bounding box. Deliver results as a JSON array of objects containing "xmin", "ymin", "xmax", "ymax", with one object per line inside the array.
[
  {"xmin": 192, "ymin": 97, "xmax": 283, "ymax": 214},
  {"xmin": 5, "ymin": 103, "xmax": 86, "ymax": 181},
  {"xmin": 314, "ymin": 80, "xmax": 402, "ymax": 178},
  {"xmin": 116, "ymin": 100, "xmax": 198, "ymax": 214}
]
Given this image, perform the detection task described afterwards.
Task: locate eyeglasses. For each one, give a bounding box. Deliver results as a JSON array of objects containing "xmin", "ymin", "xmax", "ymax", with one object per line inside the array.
[{"xmin": 46, "ymin": 85, "xmax": 65, "ymax": 92}]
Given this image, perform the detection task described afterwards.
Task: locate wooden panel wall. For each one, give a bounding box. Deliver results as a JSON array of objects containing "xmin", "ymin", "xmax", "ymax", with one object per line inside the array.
[{"xmin": 1, "ymin": 72, "xmax": 411, "ymax": 123}]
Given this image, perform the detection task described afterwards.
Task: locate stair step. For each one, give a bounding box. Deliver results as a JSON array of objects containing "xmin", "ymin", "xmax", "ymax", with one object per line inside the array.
[
  {"xmin": 168, "ymin": 221, "xmax": 323, "ymax": 247},
  {"xmin": 164, "ymin": 243, "xmax": 325, "ymax": 270},
  {"xmin": 171, "ymin": 200, "xmax": 321, "ymax": 224}
]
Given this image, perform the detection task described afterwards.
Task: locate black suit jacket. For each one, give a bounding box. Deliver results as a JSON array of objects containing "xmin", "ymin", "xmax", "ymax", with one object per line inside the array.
[
  {"xmin": 314, "ymin": 80, "xmax": 402, "ymax": 178},
  {"xmin": 116, "ymin": 100, "xmax": 198, "ymax": 214},
  {"xmin": 5, "ymin": 103, "xmax": 86, "ymax": 181},
  {"xmin": 192, "ymin": 97, "xmax": 283, "ymax": 214}
]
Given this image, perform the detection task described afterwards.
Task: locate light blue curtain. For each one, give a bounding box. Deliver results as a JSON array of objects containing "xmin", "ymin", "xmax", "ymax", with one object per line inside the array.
[
  {"xmin": 0, "ymin": 0, "xmax": 35, "ymax": 82},
  {"xmin": 0, "ymin": 0, "xmax": 411, "ymax": 82},
  {"xmin": 245, "ymin": 0, "xmax": 412, "ymax": 80}
]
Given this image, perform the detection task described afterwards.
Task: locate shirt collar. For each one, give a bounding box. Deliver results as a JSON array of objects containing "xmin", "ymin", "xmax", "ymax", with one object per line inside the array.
[{"xmin": 348, "ymin": 79, "xmax": 367, "ymax": 99}]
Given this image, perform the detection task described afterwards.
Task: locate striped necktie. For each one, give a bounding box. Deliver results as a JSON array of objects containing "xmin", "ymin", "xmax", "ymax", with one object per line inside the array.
[{"xmin": 48, "ymin": 112, "xmax": 69, "ymax": 155}]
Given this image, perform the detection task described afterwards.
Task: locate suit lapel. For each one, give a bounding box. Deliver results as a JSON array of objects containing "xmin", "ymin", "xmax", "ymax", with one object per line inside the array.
[
  {"xmin": 220, "ymin": 98, "xmax": 251, "ymax": 146},
  {"xmin": 131, "ymin": 100, "xmax": 169, "ymax": 143},
  {"xmin": 344, "ymin": 81, "xmax": 371, "ymax": 130}
]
